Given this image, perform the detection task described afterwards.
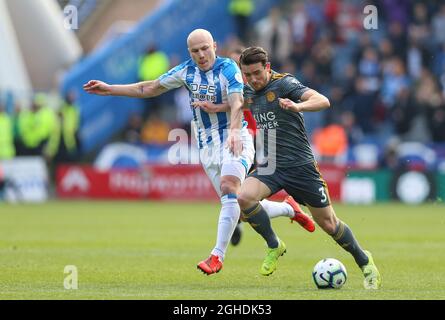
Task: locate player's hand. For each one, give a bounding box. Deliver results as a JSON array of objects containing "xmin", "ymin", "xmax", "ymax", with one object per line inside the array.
[
  {"xmin": 227, "ymin": 129, "xmax": 243, "ymax": 157},
  {"xmin": 279, "ymin": 98, "xmax": 300, "ymax": 112},
  {"xmin": 192, "ymin": 101, "xmax": 220, "ymax": 113},
  {"xmin": 83, "ymin": 80, "xmax": 112, "ymax": 96}
]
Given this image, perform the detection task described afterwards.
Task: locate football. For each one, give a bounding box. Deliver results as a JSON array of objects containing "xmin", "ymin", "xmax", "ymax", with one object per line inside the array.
[{"xmin": 312, "ymin": 258, "xmax": 347, "ymax": 289}]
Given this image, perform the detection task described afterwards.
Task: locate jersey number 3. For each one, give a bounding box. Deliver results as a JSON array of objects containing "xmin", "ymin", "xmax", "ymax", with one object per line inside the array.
[{"xmin": 319, "ymin": 187, "xmax": 328, "ymax": 203}]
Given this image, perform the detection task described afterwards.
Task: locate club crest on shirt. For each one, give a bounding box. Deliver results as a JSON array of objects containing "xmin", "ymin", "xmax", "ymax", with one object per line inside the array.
[{"xmin": 266, "ymin": 91, "xmax": 276, "ymax": 102}]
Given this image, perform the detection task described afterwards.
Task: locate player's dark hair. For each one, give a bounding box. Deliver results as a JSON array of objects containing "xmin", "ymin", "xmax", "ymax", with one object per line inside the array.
[{"xmin": 239, "ymin": 47, "xmax": 269, "ymax": 67}]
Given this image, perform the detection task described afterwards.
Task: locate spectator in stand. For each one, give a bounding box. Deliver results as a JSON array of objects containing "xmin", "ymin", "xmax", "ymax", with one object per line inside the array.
[
  {"xmin": 428, "ymin": 104, "xmax": 445, "ymax": 142},
  {"xmin": 289, "ymin": 41, "xmax": 308, "ymax": 73},
  {"xmin": 408, "ymin": 2, "xmax": 432, "ymax": 50},
  {"xmin": 433, "ymin": 43, "xmax": 445, "ymax": 78},
  {"xmin": 312, "ymin": 123, "xmax": 348, "ymax": 165},
  {"xmin": 297, "ymin": 60, "xmax": 324, "ymax": 135},
  {"xmin": 414, "ymin": 70, "xmax": 444, "ymax": 143},
  {"xmin": 324, "ymin": 0, "xmax": 341, "ymax": 30},
  {"xmin": 254, "ymin": 7, "xmax": 292, "ymax": 69},
  {"xmin": 432, "ymin": 3, "xmax": 445, "ymax": 46},
  {"xmin": 378, "ymin": 37, "xmax": 395, "ymax": 69},
  {"xmin": 352, "ymin": 32, "xmax": 372, "ymax": 65},
  {"xmin": 139, "ymin": 44, "xmax": 170, "ymax": 83},
  {"xmin": 406, "ymin": 39, "xmax": 431, "ymax": 80},
  {"xmin": 337, "ymin": 63, "xmax": 357, "ymax": 100},
  {"xmin": 251, "ymin": 1, "xmax": 445, "ymax": 156},
  {"xmin": 340, "ymin": 110, "xmax": 363, "ymax": 147},
  {"xmin": 379, "ymin": 138, "xmax": 401, "ymax": 170},
  {"xmin": 333, "ymin": 0, "xmax": 362, "ymax": 44},
  {"xmin": 310, "ymin": 34, "xmax": 334, "ymax": 84},
  {"xmin": 305, "ymin": 0, "xmax": 325, "ymax": 33},
  {"xmin": 122, "ymin": 113, "xmax": 143, "ymax": 144},
  {"xmin": 34, "ymin": 94, "xmax": 59, "ymax": 162},
  {"xmin": 324, "ymin": 85, "xmax": 346, "ymax": 125},
  {"xmin": 141, "ymin": 111, "xmax": 170, "ymax": 145},
  {"xmin": 391, "ymin": 70, "xmax": 438, "ymax": 143},
  {"xmin": 51, "ymin": 92, "xmax": 81, "ymax": 163},
  {"xmin": 349, "ymin": 77, "xmax": 378, "ymax": 134},
  {"xmin": 289, "ymin": 2, "xmax": 309, "ymax": 44},
  {"xmin": 390, "ymin": 87, "xmax": 417, "ymax": 139},
  {"xmin": 16, "ymin": 101, "xmax": 44, "ymax": 156},
  {"xmin": 387, "ymin": 21, "xmax": 408, "ymax": 59},
  {"xmin": 228, "ymin": 0, "xmax": 254, "ymax": 44},
  {"xmin": 358, "ymin": 47, "xmax": 381, "ymax": 93},
  {"xmin": 0, "ymin": 103, "xmax": 15, "ymax": 160},
  {"xmin": 298, "ymin": 60, "xmax": 322, "ymax": 91},
  {"xmin": 381, "ymin": 57, "xmax": 410, "ymax": 108},
  {"xmin": 12, "ymin": 104, "xmax": 23, "ymax": 156},
  {"xmin": 138, "ymin": 44, "xmax": 170, "ymax": 118}
]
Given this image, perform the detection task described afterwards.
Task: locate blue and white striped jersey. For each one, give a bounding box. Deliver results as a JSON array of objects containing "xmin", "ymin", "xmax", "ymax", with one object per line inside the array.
[{"xmin": 159, "ymin": 57, "xmax": 245, "ymax": 148}]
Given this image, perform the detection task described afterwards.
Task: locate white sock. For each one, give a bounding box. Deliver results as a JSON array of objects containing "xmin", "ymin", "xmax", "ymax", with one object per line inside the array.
[
  {"xmin": 260, "ymin": 199, "xmax": 294, "ymax": 219},
  {"xmin": 211, "ymin": 194, "xmax": 240, "ymax": 261}
]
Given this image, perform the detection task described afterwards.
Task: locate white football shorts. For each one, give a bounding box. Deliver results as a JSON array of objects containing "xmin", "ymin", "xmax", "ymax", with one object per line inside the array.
[{"xmin": 199, "ymin": 127, "xmax": 255, "ymax": 197}]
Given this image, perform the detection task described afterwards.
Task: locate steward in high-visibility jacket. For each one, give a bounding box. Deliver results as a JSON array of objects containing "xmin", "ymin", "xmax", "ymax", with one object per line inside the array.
[
  {"xmin": 52, "ymin": 94, "xmax": 80, "ymax": 163},
  {"xmin": 0, "ymin": 106, "xmax": 15, "ymax": 159}
]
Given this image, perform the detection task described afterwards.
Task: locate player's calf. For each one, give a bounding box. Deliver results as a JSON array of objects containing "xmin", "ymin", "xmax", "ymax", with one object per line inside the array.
[
  {"xmin": 312, "ymin": 211, "xmax": 337, "ymax": 235},
  {"xmin": 331, "ymin": 220, "xmax": 369, "ymax": 268},
  {"xmin": 241, "ymin": 203, "xmax": 280, "ymax": 249}
]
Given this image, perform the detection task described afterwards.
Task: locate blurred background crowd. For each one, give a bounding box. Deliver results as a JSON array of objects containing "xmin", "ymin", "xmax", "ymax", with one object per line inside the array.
[{"xmin": 1, "ymin": 0, "xmax": 445, "ymax": 174}]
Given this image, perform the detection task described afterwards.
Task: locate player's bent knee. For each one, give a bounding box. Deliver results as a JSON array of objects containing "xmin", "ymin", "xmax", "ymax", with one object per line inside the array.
[
  {"xmin": 220, "ymin": 175, "xmax": 241, "ymax": 196},
  {"xmin": 310, "ymin": 206, "xmax": 338, "ymax": 235},
  {"xmin": 220, "ymin": 181, "xmax": 238, "ymax": 196},
  {"xmin": 237, "ymin": 192, "xmax": 257, "ymax": 210},
  {"xmin": 311, "ymin": 213, "xmax": 335, "ymax": 234}
]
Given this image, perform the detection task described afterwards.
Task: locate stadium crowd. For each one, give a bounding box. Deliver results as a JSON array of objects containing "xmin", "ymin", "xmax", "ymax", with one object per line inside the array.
[
  {"xmin": 225, "ymin": 0, "xmax": 445, "ymax": 147},
  {"xmin": 0, "ymin": 92, "xmax": 80, "ymax": 164},
  {"xmin": 121, "ymin": 0, "xmax": 445, "ymax": 162},
  {"xmin": 2, "ymin": 0, "xmax": 445, "ymax": 168}
]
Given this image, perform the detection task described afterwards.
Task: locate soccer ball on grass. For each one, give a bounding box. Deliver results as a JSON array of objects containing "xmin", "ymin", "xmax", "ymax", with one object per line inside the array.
[{"xmin": 312, "ymin": 258, "xmax": 347, "ymax": 289}]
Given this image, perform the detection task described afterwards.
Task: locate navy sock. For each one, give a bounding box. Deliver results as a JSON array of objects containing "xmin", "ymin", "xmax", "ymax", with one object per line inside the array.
[
  {"xmin": 242, "ymin": 203, "xmax": 279, "ymax": 248},
  {"xmin": 332, "ymin": 221, "xmax": 369, "ymax": 267}
]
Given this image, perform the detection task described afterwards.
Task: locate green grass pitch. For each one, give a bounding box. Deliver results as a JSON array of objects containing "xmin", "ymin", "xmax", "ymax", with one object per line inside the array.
[{"xmin": 0, "ymin": 201, "xmax": 444, "ymax": 300}]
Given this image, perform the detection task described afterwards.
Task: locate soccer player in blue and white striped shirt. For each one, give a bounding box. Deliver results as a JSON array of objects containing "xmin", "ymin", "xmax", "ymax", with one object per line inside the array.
[{"xmin": 84, "ymin": 29, "xmax": 309, "ymax": 275}]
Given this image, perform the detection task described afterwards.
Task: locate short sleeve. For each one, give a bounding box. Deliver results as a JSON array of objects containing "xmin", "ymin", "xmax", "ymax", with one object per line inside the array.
[
  {"xmin": 221, "ymin": 60, "xmax": 244, "ymax": 95},
  {"xmin": 158, "ymin": 62, "xmax": 187, "ymax": 90},
  {"xmin": 282, "ymin": 76, "xmax": 310, "ymax": 102}
]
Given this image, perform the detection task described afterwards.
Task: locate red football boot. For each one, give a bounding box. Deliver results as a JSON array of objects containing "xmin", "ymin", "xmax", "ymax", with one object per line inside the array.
[
  {"xmin": 197, "ymin": 255, "xmax": 223, "ymax": 275},
  {"xmin": 285, "ymin": 196, "xmax": 316, "ymax": 233}
]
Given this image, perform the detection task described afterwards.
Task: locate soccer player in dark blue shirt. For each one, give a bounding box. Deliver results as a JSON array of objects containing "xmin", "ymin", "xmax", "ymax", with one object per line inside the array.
[{"xmin": 237, "ymin": 47, "xmax": 381, "ymax": 289}]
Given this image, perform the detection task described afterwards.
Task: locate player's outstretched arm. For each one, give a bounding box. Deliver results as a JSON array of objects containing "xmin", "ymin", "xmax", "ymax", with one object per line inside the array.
[
  {"xmin": 83, "ymin": 79, "xmax": 169, "ymax": 98},
  {"xmin": 279, "ymin": 89, "xmax": 330, "ymax": 113}
]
